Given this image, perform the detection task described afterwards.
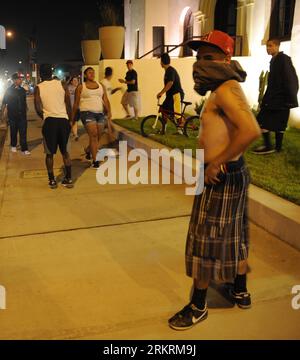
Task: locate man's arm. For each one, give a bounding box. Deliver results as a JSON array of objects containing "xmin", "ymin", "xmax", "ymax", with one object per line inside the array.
[
  {"xmin": 111, "ymin": 87, "xmax": 122, "ymax": 94},
  {"xmin": 101, "ymin": 84, "xmax": 114, "ymax": 136},
  {"xmin": 34, "ymin": 86, "xmax": 44, "ymax": 119},
  {"xmin": 205, "ymin": 81, "xmax": 261, "ymax": 184},
  {"xmin": 22, "ymin": 89, "xmax": 28, "ymax": 114},
  {"xmin": 283, "ymin": 56, "xmax": 299, "ymax": 107},
  {"xmin": 157, "ymin": 81, "xmax": 174, "ymax": 99},
  {"xmin": 62, "ymin": 82, "xmax": 72, "ymax": 122},
  {"xmin": 119, "ymin": 79, "xmax": 136, "ymax": 85},
  {"xmin": 119, "ymin": 71, "xmax": 136, "ymax": 85},
  {"xmin": 157, "ymin": 68, "xmax": 175, "ymax": 98}
]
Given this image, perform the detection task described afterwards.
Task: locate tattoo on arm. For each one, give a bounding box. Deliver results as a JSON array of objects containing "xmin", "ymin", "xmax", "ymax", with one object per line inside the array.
[{"xmin": 230, "ymin": 86, "xmax": 252, "ymax": 114}]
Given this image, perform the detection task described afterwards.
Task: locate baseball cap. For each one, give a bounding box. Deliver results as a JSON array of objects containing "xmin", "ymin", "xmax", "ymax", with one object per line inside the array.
[
  {"xmin": 11, "ymin": 73, "xmax": 22, "ymax": 80},
  {"xmin": 188, "ymin": 30, "xmax": 235, "ymax": 56}
]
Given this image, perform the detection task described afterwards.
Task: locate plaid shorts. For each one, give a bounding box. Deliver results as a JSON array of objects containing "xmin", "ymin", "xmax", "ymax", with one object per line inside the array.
[{"xmin": 185, "ymin": 157, "xmax": 250, "ymax": 282}]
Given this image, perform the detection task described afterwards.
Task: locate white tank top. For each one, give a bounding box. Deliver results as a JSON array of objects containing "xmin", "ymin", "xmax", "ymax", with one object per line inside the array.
[
  {"xmin": 79, "ymin": 82, "xmax": 104, "ymax": 113},
  {"xmin": 38, "ymin": 79, "xmax": 68, "ymax": 120}
]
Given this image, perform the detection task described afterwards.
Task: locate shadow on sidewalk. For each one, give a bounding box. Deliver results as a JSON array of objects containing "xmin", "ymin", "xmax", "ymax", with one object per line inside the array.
[
  {"xmin": 56, "ymin": 158, "xmax": 90, "ymax": 185},
  {"xmin": 27, "ymin": 137, "xmax": 43, "ymax": 152},
  {"xmin": 187, "ymin": 282, "xmax": 235, "ymax": 309},
  {"xmin": 0, "ymin": 128, "xmax": 7, "ymax": 160}
]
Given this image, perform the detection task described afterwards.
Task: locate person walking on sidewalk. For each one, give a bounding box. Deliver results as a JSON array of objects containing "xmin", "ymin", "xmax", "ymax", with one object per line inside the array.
[
  {"xmin": 1, "ymin": 73, "xmax": 30, "ymax": 155},
  {"xmin": 168, "ymin": 30, "xmax": 261, "ymax": 331},
  {"xmin": 119, "ymin": 60, "xmax": 140, "ymax": 120},
  {"xmin": 72, "ymin": 67, "xmax": 112, "ymax": 168},
  {"xmin": 253, "ymin": 38, "xmax": 299, "ymax": 154},
  {"xmin": 68, "ymin": 76, "xmax": 80, "ymax": 141},
  {"xmin": 34, "ymin": 64, "xmax": 73, "ymax": 189},
  {"xmin": 101, "ymin": 67, "xmax": 121, "ymax": 156}
]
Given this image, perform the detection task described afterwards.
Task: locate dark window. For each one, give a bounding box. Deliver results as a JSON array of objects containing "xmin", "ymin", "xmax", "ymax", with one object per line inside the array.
[
  {"xmin": 153, "ymin": 27, "xmax": 165, "ymax": 57},
  {"xmin": 270, "ymin": 0, "xmax": 295, "ymax": 41},
  {"xmin": 214, "ymin": 0, "xmax": 237, "ymax": 36}
]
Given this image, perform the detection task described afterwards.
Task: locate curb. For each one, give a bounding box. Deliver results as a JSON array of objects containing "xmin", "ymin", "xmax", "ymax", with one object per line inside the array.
[{"xmin": 113, "ymin": 123, "xmax": 300, "ymax": 251}]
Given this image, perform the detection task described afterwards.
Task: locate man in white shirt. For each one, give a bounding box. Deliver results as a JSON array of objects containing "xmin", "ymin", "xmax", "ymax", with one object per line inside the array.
[
  {"xmin": 34, "ymin": 64, "xmax": 73, "ymax": 189},
  {"xmin": 101, "ymin": 67, "xmax": 121, "ymax": 156},
  {"xmin": 101, "ymin": 67, "xmax": 122, "ymax": 99}
]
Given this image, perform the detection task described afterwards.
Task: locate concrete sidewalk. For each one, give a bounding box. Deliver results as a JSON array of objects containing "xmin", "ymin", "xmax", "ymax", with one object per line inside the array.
[{"xmin": 0, "ymin": 100, "xmax": 300, "ymax": 339}]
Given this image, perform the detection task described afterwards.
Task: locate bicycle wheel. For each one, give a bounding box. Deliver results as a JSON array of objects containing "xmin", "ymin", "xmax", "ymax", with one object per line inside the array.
[
  {"xmin": 184, "ymin": 116, "xmax": 200, "ymax": 138},
  {"xmin": 141, "ymin": 115, "xmax": 165, "ymax": 138}
]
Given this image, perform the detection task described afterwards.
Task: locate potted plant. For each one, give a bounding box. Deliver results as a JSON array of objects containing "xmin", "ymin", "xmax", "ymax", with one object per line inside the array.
[
  {"xmin": 97, "ymin": 0, "xmax": 125, "ymax": 59},
  {"xmin": 81, "ymin": 21, "xmax": 101, "ymax": 65}
]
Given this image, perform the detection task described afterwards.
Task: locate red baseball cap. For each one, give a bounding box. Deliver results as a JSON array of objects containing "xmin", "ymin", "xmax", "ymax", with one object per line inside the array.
[{"xmin": 188, "ymin": 30, "xmax": 235, "ymax": 56}]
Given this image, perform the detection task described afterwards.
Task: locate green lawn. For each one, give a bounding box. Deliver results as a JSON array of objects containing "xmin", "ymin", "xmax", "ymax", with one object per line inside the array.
[{"xmin": 113, "ymin": 118, "xmax": 300, "ymax": 205}]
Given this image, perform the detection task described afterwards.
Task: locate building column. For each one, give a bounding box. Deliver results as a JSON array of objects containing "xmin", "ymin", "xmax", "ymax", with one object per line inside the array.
[
  {"xmin": 199, "ymin": 0, "xmax": 217, "ymax": 34},
  {"xmin": 124, "ymin": 0, "xmax": 131, "ymax": 59},
  {"xmin": 237, "ymin": 0, "xmax": 255, "ymax": 56}
]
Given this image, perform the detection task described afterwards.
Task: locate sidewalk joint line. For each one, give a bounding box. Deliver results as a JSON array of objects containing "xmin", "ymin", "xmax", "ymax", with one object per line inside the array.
[{"xmin": 0, "ymin": 214, "xmax": 190, "ymax": 240}]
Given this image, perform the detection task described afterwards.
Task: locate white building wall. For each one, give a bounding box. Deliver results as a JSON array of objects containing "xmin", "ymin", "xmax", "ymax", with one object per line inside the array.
[
  {"xmin": 124, "ymin": 0, "xmax": 146, "ymax": 59},
  {"xmin": 126, "ymin": 0, "xmax": 201, "ymax": 59}
]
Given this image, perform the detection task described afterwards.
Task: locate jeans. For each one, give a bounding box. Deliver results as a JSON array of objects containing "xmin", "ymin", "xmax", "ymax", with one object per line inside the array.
[
  {"xmin": 9, "ymin": 115, "xmax": 28, "ymax": 151},
  {"xmin": 80, "ymin": 111, "xmax": 106, "ymax": 126}
]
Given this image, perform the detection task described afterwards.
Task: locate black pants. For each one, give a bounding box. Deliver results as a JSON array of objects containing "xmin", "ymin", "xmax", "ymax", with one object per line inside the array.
[{"xmin": 9, "ymin": 115, "xmax": 28, "ymax": 151}]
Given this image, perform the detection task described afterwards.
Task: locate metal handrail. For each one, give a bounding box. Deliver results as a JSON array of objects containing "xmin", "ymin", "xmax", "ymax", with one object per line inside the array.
[
  {"xmin": 137, "ymin": 35, "xmax": 243, "ymax": 59},
  {"xmin": 138, "ymin": 44, "xmax": 180, "ymax": 59}
]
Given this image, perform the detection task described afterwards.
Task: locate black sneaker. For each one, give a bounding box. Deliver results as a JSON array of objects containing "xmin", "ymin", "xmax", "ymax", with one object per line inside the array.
[
  {"xmin": 48, "ymin": 179, "xmax": 58, "ymax": 189},
  {"xmin": 252, "ymin": 146, "xmax": 276, "ymax": 155},
  {"xmin": 61, "ymin": 178, "xmax": 74, "ymax": 188},
  {"xmin": 230, "ymin": 289, "xmax": 252, "ymax": 309},
  {"xmin": 168, "ymin": 303, "xmax": 208, "ymax": 331},
  {"xmin": 84, "ymin": 148, "xmax": 91, "ymax": 160},
  {"xmin": 91, "ymin": 161, "xmax": 100, "ymax": 169}
]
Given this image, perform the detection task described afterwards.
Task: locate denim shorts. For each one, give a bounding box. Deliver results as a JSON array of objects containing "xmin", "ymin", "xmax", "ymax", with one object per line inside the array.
[{"xmin": 80, "ymin": 111, "xmax": 106, "ymax": 126}]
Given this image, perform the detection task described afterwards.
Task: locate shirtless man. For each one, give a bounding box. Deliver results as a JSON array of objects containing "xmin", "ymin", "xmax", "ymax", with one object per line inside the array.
[{"xmin": 168, "ymin": 30, "xmax": 261, "ymax": 331}]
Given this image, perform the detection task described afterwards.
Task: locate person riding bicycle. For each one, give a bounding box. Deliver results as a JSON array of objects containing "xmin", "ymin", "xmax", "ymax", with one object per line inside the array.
[{"xmin": 157, "ymin": 53, "xmax": 185, "ymax": 126}]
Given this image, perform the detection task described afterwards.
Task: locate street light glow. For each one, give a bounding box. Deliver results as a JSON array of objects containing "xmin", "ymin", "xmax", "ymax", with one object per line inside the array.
[{"xmin": 6, "ymin": 31, "xmax": 13, "ymax": 38}]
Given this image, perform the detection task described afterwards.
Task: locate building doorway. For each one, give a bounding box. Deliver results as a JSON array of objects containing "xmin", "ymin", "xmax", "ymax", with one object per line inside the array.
[
  {"xmin": 182, "ymin": 8, "xmax": 194, "ymax": 57},
  {"xmin": 153, "ymin": 26, "xmax": 165, "ymax": 57}
]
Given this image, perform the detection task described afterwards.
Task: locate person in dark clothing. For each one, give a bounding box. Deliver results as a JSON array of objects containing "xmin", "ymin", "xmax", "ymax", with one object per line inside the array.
[
  {"xmin": 253, "ymin": 38, "xmax": 299, "ymax": 154},
  {"xmin": 157, "ymin": 53, "xmax": 185, "ymax": 119},
  {"xmin": 1, "ymin": 73, "xmax": 30, "ymax": 155},
  {"xmin": 119, "ymin": 60, "xmax": 140, "ymax": 120}
]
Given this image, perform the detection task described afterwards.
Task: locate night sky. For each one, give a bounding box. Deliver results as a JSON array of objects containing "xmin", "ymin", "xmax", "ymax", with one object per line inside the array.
[{"xmin": 0, "ymin": 0, "xmax": 123, "ymax": 74}]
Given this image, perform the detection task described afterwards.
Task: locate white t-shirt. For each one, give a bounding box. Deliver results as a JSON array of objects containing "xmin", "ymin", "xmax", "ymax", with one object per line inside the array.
[
  {"xmin": 38, "ymin": 79, "xmax": 68, "ymax": 120},
  {"xmin": 101, "ymin": 78, "xmax": 113, "ymax": 98}
]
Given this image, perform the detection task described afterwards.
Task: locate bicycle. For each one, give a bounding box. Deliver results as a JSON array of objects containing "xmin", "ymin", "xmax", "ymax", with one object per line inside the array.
[{"xmin": 140, "ymin": 101, "xmax": 200, "ymax": 138}]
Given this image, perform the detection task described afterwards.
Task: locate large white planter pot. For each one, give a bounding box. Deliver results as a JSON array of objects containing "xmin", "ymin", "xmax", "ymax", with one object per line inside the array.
[
  {"xmin": 81, "ymin": 40, "xmax": 101, "ymax": 65},
  {"xmin": 99, "ymin": 26, "xmax": 125, "ymax": 59}
]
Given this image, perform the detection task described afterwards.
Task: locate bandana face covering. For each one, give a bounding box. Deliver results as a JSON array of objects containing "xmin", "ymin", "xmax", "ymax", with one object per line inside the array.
[{"xmin": 193, "ymin": 60, "xmax": 247, "ymax": 96}]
